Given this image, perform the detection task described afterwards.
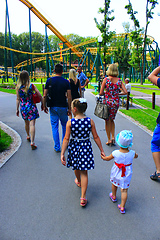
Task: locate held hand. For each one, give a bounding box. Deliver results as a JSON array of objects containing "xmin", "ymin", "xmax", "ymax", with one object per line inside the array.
[
  {"xmin": 16, "ymin": 110, "xmax": 19, "ymax": 117},
  {"xmin": 61, "ymin": 155, "xmax": 66, "ymax": 166},
  {"xmin": 101, "ymin": 152, "xmax": 106, "ymax": 160},
  {"xmin": 67, "ymin": 110, "xmax": 71, "ymax": 116},
  {"xmin": 43, "ymin": 106, "xmax": 48, "ymax": 114}
]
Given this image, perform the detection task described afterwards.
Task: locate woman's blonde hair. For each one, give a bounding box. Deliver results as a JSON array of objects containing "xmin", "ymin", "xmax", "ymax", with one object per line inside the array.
[
  {"xmin": 106, "ymin": 64, "xmax": 119, "ymax": 77},
  {"xmin": 69, "ymin": 69, "xmax": 77, "ymax": 82},
  {"xmin": 16, "ymin": 70, "xmax": 30, "ymax": 93}
]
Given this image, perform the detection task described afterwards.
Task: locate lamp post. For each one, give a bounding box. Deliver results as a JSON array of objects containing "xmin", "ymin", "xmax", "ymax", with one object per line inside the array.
[{"xmin": 98, "ymin": 36, "xmax": 102, "ymax": 92}]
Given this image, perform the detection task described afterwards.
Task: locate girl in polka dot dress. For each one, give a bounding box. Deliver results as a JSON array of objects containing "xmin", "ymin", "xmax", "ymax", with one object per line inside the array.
[
  {"xmin": 61, "ymin": 98, "xmax": 105, "ymax": 207},
  {"xmin": 101, "ymin": 130, "xmax": 138, "ymax": 214}
]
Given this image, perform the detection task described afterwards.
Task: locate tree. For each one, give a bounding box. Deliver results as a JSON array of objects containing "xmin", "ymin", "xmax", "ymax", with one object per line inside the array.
[
  {"xmin": 125, "ymin": 1, "xmax": 143, "ymax": 80},
  {"xmin": 94, "ymin": 0, "xmax": 115, "ymax": 73},
  {"xmin": 141, "ymin": 0, "xmax": 158, "ymax": 84},
  {"xmin": 111, "ymin": 34, "xmax": 131, "ymax": 79}
]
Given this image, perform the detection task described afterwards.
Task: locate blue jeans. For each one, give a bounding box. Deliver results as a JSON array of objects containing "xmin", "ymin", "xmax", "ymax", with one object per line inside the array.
[{"xmin": 50, "ymin": 107, "xmax": 68, "ymax": 151}]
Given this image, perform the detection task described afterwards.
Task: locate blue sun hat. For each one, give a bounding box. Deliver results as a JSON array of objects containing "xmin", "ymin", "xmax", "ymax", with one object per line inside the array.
[{"xmin": 116, "ymin": 130, "xmax": 133, "ymax": 148}]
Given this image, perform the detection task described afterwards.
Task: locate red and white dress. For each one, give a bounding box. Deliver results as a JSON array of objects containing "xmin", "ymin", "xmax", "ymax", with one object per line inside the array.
[
  {"xmin": 110, "ymin": 150, "xmax": 135, "ymax": 189},
  {"xmin": 103, "ymin": 77, "xmax": 122, "ymax": 120}
]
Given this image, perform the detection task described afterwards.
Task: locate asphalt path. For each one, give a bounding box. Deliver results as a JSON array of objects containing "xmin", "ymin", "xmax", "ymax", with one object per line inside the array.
[{"xmin": 0, "ymin": 90, "xmax": 160, "ymax": 240}]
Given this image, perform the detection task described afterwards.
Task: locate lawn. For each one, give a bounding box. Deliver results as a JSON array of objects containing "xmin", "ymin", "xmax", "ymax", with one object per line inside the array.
[{"xmin": 0, "ymin": 128, "xmax": 13, "ymax": 152}]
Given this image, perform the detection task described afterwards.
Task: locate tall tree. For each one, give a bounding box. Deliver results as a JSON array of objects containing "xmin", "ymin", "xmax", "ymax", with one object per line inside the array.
[
  {"xmin": 125, "ymin": 1, "xmax": 143, "ymax": 80},
  {"xmin": 141, "ymin": 0, "xmax": 158, "ymax": 84},
  {"xmin": 94, "ymin": 0, "xmax": 115, "ymax": 73}
]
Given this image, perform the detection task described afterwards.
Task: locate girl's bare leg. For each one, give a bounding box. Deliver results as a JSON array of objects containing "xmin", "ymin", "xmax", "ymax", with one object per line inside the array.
[
  {"xmin": 25, "ymin": 120, "xmax": 30, "ymax": 138},
  {"xmin": 74, "ymin": 170, "xmax": 81, "ymax": 183},
  {"xmin": 30, "ymin": 119, "xmax": 36, "ymax": 145},
  {"xmin": 80, "ymin": 170, "xmax": 88, "ymax": 202},
  {"xmin": 120, "ymin": 188, "xmax": 128, "ymax": 209},
  {"xmin": 112, "ymin": 184, "xmax": 117, "ymax": 199}
]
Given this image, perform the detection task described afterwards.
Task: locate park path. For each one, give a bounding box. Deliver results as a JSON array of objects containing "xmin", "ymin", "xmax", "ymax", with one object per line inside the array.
[{"xmin": 0, "ymin": 90, "xmax": 160, "ymax": 240}]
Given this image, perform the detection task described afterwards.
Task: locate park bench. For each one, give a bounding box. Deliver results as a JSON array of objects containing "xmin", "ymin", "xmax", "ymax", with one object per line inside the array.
[{"xmin": 119, "ymin": 94, "xmax": 133, "ymax": 107}]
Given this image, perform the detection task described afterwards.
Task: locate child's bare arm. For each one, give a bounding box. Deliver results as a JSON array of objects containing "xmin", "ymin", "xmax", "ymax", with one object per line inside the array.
[
  {"xmin": 101, "ymin": 153, "xmax": 114, "ymax": 161},
  {"xmin": 61, "ymin": 120, "xmax": 71, "ymax": 166},
  {"xmin": 91, "ymin": 119, "xmax": 105, "ymax": 156}
]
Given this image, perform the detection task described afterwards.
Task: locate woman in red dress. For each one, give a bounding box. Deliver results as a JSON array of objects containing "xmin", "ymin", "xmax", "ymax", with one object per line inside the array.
[{"xmin": 100, "ymin": 64, "xmax": 127, "ymax": 146}]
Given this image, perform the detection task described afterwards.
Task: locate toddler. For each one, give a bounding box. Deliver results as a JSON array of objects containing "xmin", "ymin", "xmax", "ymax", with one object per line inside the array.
[{"xmin": 101, "ymin": 130, "xmax": 138, "ymax": 214}]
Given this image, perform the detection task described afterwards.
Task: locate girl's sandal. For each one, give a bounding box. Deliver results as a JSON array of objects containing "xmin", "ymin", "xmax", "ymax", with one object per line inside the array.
[
  {"xmin": 31, "ymin": 143, "xmax": 37, "ymax": 150},
  {"xmin": 74, "ymin": 178, "xmax": 81, "ymax": 187},
  {"xmin": 80, "ymin": 198, "xmax": 87, "ymax": 207},
  {"xmin": 111, "ymin": 139, "xmax": 116, "ymax": 146},
  {"xmin": 117, "ymin": 204, "xmax": 125, "ymax": 214},
  {"xmin": 109, "ymin": 192, "xmax": 117, "ymax": 202},
  {"xmin": 26, "ymin": 136, "xmax": 30, "ymax": 142}
]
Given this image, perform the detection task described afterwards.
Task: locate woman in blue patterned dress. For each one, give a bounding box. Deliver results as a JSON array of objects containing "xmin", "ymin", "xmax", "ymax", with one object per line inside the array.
[
  {"xmin": 61, "ymin": 98, "xmax": 105, "ymax": 207},
  {"xmin": 16, "ymin": 70, "xmax": 43, "ymax": 150}
]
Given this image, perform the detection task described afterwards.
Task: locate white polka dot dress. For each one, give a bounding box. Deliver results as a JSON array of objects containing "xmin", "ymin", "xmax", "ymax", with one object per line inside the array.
[{"xmin": 67, "ymin": 117, "xmax": 94, "ymax": 170}]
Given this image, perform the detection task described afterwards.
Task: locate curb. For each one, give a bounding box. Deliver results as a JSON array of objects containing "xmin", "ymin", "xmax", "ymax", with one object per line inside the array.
[{"xmin": 0, "ymin": 121, "xmax": 22, "ymax": 168}]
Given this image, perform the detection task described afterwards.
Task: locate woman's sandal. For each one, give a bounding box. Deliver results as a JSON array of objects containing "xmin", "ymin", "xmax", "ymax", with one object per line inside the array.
[
  {"xmin": 26, "ymin": 136, "xmax": 30, "ymax": 142},
  {"xmin": 80, "ymin": 198, "xmax": 87, "ymax": 207},
  {"xmin": 74, "ymin": 178, "xmax": 81, "ymax": 187},
  {"xmin": 111, "ymin": 139, "xmax": 116, "ymax": 146},
  {"xmin": 150, "ymin": 171, "xmax": 160, "ymax": 180},
  {"xmin": 31, "ymin": 143, "xmax": 37, "ymax": 150},
  {"xmin": 117, "ymin": 204, "xmax": 125, "ymax": 214},
  {"xmin": 109, "ymin": 192, "xmax": 117, "ymax": 203},
  {"xmin": 106, "ymin": 141, "xmax": 112, "ymax": 147}
]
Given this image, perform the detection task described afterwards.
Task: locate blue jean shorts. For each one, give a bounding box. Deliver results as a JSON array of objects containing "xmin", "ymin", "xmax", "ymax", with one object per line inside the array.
[{"xmin": 151, "ymin": 124, "xmax": 160, "ymax": 152}]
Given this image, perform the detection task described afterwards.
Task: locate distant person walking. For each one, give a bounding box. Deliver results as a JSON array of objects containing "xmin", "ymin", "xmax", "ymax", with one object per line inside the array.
[
  {"xmin": 16, "ymin": 70, "xmax": 43, "ymax": 150},
  {"xmin": 101, "ymin": 130, "xmax": 138, "ymax": 214},
  {"xmin": 77, "ymin": 66, "xmax": 89, "ymax": 98},
  {"xmin": 148, "ymin": 66, "xmax": 160, "ymax": 180},
  {"xmin": 61, "ymin": 98, "xmax": 105, "ymax": 207},
  {"xmin": 69, "ymin": 69, "xmax": 82, "ymax": 100},
  {"xmin": 43, "ymin": 64, "xmax": 72, "ymax": 152}
]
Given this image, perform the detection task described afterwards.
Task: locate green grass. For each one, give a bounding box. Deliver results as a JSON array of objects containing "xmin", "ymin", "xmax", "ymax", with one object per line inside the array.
[
  {"xmin": 0, "ymin": 128, "xmax": 13, "ymax": 152},
  {"xmin": 120, "ymin": 99, "xmax": 159, "ymax": 132},
  {"xmin": 0, "ymin": 83, "xmax": 44, "ymax": 95}
]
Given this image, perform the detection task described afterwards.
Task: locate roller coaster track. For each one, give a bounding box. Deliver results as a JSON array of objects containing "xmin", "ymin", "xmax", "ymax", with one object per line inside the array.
[{"xmin": 19, "ymin": 0, "xmax": 82, "ymax": 58}]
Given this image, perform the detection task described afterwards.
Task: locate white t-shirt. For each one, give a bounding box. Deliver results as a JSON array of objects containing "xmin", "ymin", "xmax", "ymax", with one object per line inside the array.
[{"xmin": 125, "ymin": 83, "xmax": 131, "ymax": 93}]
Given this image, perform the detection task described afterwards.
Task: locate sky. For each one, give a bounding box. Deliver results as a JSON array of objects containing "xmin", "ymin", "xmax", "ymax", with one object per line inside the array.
[{"xmin": 0, "ymin": 0, "xmax": 160, "ymax": 47}]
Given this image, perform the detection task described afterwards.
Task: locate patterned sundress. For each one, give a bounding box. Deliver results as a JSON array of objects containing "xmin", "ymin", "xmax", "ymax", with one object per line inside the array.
[
  {"xmin": 67, "ymin": 117, "xmax": 94, "ymax": 170},
  {"xmin": 110, "ymin": 150, "xmax": 135, "ymax": 189},
  {"xmin": 19, "ymin": 84, "xmax": 39, "ymax": 121},
  {"xmin": 103, "ymin": 77, "xmax": 122, "ymax": 120}
]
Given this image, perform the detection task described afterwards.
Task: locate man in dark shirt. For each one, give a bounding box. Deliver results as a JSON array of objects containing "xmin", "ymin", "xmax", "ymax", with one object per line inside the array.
[
  {"xmin": 43, "ymin": 64, "xmax": 72, "ymax": 152},
  {"xmin": 148, "ymin": 66, "xmax": 160, "ymax": 180}
]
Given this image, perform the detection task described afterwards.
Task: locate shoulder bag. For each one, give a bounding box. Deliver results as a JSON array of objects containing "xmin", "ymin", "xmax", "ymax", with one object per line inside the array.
[
  {"xmin": 32, "ymin": 84, "xmax": 41, "ymax": 104},
  {"xmin": 94, "ymin": 97, "xmax": 109, "ymax": 120}
]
